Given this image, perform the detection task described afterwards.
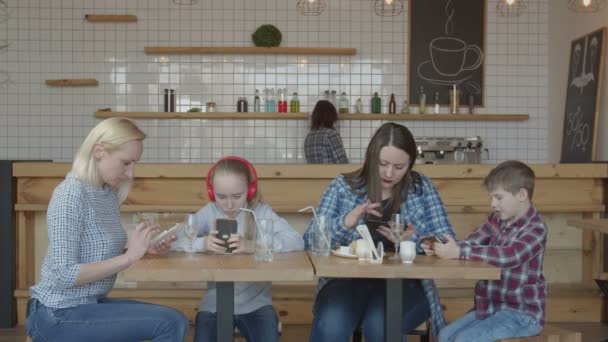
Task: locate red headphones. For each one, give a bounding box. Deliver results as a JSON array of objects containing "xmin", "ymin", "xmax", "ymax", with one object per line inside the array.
[{"xmin": 206, "ymin": 156, "xmax": 258, "ymax": 202}]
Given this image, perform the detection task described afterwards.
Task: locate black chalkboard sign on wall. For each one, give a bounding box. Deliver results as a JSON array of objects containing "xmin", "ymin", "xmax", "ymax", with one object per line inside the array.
[
  {"xmin": 409, "ymin": 0, "xmax": 485, "ymax": 107},
  {"xmin": 560, "ymin": 27, "xmax": 606, "ymax": 163}
]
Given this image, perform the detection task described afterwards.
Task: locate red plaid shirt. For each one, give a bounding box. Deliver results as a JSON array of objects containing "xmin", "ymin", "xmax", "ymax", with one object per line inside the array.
[{"xmin": 458, "ymin": 205, "xmax": 547, "ymax": 325}]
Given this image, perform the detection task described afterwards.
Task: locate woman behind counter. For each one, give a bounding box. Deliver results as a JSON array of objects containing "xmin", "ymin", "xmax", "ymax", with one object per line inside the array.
[{"xmin": 304, "ymin": 100, "xmax": 349, "ymax": 164}]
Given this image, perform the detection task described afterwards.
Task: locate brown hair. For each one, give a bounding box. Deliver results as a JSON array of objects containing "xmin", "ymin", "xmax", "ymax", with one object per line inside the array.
[
  {"xmin": 483, "ymin": 160, "xmax": 535, "ymax": 200},
  {"xmin": 209, "ymin": 158, "xmax": 263, "ymax": 239},
  {"xmin": 343, "ymin": 122, "xmax": 421, "ymax": 215},
  {"xmin": 310, "ymin": 100, "xmax": 338, "ymax": 130}
]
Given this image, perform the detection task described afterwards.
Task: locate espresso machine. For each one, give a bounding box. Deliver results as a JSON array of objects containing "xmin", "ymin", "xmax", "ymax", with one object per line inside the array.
[{"xmin": 415, "ymin": 136, "xmax": 487, "ymax": 164}]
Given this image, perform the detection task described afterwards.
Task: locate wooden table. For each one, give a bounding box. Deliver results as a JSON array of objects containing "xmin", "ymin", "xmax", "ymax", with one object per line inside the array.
[
  {"xmin": 121, "ymin": 251, "xmax": 315, "ymax": 342},
  {"xmin": 567, "ymin": 219, "xmax": 608, "ymax": 234},
  {"xmin": 309, "ymin": 253, "xmax": 500, "ymax": 342}
]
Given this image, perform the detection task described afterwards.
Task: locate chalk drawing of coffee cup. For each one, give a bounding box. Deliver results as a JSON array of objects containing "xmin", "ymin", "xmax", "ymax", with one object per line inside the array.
[{"xmin": 429, "ymin": 37, "xmax": 483, "ymax": 76}]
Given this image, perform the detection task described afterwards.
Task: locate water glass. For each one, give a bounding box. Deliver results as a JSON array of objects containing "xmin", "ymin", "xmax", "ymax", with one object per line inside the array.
[
  {"xmin": 389, "ymin": 213, "xmax": 405, "ymax": 260},
  {"xmin": 311, "ymin": 215, "xmax": 331, "ymax": 256},
  {"xmin": 183, "ymin": 214, "xmax": 198, "ymax": 253},
  {"xmin": 254, "ymin": 219, "xmax": 274, "ymax": 262}
]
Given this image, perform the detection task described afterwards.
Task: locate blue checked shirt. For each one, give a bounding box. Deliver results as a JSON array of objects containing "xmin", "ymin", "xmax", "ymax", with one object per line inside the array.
[
  {"xmin": 30, "ymin": 173, "xmax": 127, "ymax": 308},
  {"xmin": 303, "ymin": 173, "xmax": 455, "ymax": 335}
]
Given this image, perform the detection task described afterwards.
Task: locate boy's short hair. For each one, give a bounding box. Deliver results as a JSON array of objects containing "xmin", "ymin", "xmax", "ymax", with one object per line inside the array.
[{"xmin": 483, "ymin": 160, "xmax": 535, "ymax": 199}]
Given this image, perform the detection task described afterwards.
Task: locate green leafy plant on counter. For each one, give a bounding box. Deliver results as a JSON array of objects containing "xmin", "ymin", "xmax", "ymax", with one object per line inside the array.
[
  {"xmin": 252, "ymin": 25, "xmax": 282, "ymax": 47},
  {"xmin": 188, "ymin": 107, "xmax": 201, "ymax": 112}
]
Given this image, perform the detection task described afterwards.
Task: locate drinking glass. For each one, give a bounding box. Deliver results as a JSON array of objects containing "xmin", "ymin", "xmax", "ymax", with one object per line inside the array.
[
  {"xmin": 389, "ymin": 213, "xmax": 405, "ymax": 260},
  {"xmin": 255, "ymin": 219, "xmax": 274, "ymax": 262},
  {"xmin": 183, "ymin": 214, "xmax": 198, "ymax": 253},
  {"xmin": 311, "ymin": 215, "xmax": 331, "ymax": 256}
]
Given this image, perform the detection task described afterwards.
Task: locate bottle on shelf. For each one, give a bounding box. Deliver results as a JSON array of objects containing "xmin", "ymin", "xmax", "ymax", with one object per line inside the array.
[
  {"xmin": 388, "ymin": 93, "xmax": 396, "ymax": 114},
  {"xmin": 418, "ymin": 86, "xmax": 426, "ymax": 114},
  {"xmin": 237, "ymin": 97, "xmax": 248, "ymax": 112},
  {"xmin": 468, "ymin": 93, "xmax": 475, "ymax": 114},
  {"xmin": 401, "ymin": 98, "xmax": 410, "ymax": 114},
  {"xmin": 265, "ymin": 88, "xmax": 276, "ymax": 112},
  {"xmin": 290, "ymin": 92, "xmax": 300, "ymax": 113},
  {"xmin": 433, "ymin": 91, "xmax": 440, "ymax": 114},
  {"xmin": 254, "ymin": 89, "xmax": 261, "ymax": 112},
  {"xmin": 278, "ymin": 88, "xmax": 288, "ymax": 113},
  {"xmin": 354, "ymin": 98, "xmax": 363, "ymax": 113},
  {"xmin": 330, "ymin": 90, "xmax": 337, "ymax": 107},
  {"xmin": 163, "ymin": 89, "xmax": 170, "ymax": 112},
  {"xmin": 338, "ymin": 92, "xmax": 350, "ymax": 114},
  {"xmin": 371, "ymin": 92, "xmax": 382, "ymax": 114},
  {"xmin": 449, "ymin": 85, "xmax": 460, "ymax": 114}
]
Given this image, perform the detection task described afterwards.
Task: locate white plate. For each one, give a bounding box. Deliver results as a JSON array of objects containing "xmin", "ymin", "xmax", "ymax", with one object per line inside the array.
[{"xmin": 331, "ymin": 249, "xmax": 358, "ymax": 259}]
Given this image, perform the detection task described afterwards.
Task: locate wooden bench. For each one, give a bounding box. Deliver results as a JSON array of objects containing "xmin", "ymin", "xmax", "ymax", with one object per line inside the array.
[{"xmin": 498, "ymin": 324, "xmax": 582, "ymax": 342}]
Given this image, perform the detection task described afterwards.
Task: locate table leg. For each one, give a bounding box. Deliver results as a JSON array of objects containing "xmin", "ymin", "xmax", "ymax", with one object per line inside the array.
[
  {"xmin": 385, "ymin": 279, "xmax": 403, "ymax": 342},
  {"xmin": 217, "ymin": 281, "xmax": 234, "ymax": 342}
]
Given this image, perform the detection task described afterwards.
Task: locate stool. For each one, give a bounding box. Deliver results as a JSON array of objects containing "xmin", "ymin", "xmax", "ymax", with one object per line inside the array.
[
  {"xmin": 497, "ymin": 324, "xmax": 581, "ymax": 342},
  {"xmin": 352, "ymin": 320, "xmax": 430, "ymax": 342}
]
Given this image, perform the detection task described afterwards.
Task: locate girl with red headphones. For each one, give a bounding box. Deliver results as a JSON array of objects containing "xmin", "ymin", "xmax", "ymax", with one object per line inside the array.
[{"xmin": 170, "ymin": 156, "xmax": 304, "ymax": 342}]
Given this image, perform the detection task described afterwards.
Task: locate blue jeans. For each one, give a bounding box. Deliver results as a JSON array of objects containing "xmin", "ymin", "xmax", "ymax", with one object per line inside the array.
[
  {"xmin": 310, "ymin": 278, "xmax": 430, "ymax": 342},
  {"xmin": 193, "ymin": 305, "xmax": 279, "ymax": 342},
  {"xmin": 25, "ymin": 297, "xmax": 189, "ymax": 342},
  {"xmin": 438, "ymin": 308, "xmax": 543, "ymax": 342}
]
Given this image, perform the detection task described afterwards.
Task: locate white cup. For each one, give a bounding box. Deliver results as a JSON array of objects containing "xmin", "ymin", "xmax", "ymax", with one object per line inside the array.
[
  {"xmin": 399, "ymin": 241, "xmax": 416, "ymax": 264},
  {"xmin": 338, "ymin": 246, "xmax": 351, "ymax": 254},
  {"xmin": 355, "ymin": 239, "xmax": 371, "ymax": 260}
]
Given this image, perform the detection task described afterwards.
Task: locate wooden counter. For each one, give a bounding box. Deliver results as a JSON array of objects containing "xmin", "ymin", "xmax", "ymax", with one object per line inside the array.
[{"xmin": 11, "ymin": 162, "xmax": 608, "ymax": 325}]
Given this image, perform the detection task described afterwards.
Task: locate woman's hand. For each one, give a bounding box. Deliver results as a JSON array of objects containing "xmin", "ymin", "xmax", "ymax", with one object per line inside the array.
[
  {"xmin": 228, "ymin": 234, "xmax": 255, "ymax": 254},
  {"xmin": 125, "ymin": 222, "xmax": 159, "ymax": 262},
  {"xmin": 377, "ymin": 223, "xmax": 416, "ymax": 243},
  {"xmin": 344, "ymin": 200, "xmax": 383, "ymax": 229},
  {"xmin": 205, "ymin": 230, "xmax": 230, "ymax": 254},
  {"xmin": 434, "ymin": 234, "xmax": 460, "ymax": 259},
  {"xmin": 148, "ymin": 234, "xmax": 177, "ymax": 255}
]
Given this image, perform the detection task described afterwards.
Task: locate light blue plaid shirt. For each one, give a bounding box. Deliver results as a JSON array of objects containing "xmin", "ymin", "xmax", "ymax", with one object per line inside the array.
[
  {"xmin": 303, "ymin": 173, "xmax": 455, "ymax": 335},
  {"xmin": 30, "ymin": 173, "xmax": 127, "ymax": 308}
]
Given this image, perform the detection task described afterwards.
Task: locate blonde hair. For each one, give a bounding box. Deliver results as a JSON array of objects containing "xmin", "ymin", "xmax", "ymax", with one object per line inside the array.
[
  {"xmin": 72, "ymin": 117, "xmax": 146, "ymax": 202},
  {"xmin": 209, "ymin": 158, "xmax": 262, "ymax": 239}
]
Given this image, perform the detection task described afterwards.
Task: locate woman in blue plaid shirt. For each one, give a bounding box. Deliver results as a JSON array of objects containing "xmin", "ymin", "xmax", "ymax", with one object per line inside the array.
[
  {"xmin": 304, "ymin": 122, "xmax": 455, "ymax": 342},
  {"xmin": 26, "ymin": 118, "xmax": 188, "ymax": 342}
]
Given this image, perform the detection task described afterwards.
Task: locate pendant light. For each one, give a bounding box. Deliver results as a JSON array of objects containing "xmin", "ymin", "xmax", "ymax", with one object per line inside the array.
[
  {"xmin": 496, "ymin": 0, "xmax": 527, "ymax": 17},
  {"xmin": 373, "ymin": 0, "xmax": 404, "ymax": 17},
  {"xmin": 297, "ymin": 0, "xmax": 327, "ymax": 16},
  {"xmin": 568, "ymin": 0, "xmax": 607, "ymax": 12}
]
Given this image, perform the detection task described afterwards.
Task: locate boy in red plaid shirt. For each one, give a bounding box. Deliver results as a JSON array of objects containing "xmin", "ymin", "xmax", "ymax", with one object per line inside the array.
[{"xmin": 425, "ymin": 160, "xmax": 546, "ymax": 342}]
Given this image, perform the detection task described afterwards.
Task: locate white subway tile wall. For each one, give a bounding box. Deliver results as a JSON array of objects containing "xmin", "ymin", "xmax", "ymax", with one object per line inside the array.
[{"xmin": 0, "ymin": 0, "xmax": 548, "ymax": 163}]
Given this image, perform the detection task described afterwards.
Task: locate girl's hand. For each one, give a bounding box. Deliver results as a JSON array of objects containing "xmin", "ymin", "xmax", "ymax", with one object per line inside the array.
[
  {"xmin": 205, "ymin": 230, "xmax": 230, "ymax": 254},
  {"xmin": 344, "ymin": 200, "xmax": 383, "ymax": 229},
  {"xmin": 126, "ymin": 222, "xmax": 159, "ymax": 261},
  {"xmin": 434, "ymin": 234, "xmax": 460, "ymax": 259},
  {"xmin": 421, "ymin": 242, "xmax": 436, "ymax": 256},
  {"xmin": 228, "ymin": 234, "xmax": 255, "ymax": 254},
  {"xmin": 148, "ymin": 234, "xmax": 177, "ymax": 255}
]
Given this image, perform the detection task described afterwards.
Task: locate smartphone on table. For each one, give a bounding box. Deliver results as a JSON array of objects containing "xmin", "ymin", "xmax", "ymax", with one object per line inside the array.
[{"xmin": 215, "ymin": 219, "xmax": 238, "ymax": 253}]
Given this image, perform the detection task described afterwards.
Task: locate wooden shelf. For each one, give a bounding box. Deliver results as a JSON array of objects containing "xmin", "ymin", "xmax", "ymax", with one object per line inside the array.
[
  {"xmin": 144, "ymin": 46, "xmax": 357, "ymax": 55},
  {"xmin": 567, "ymin": 219, "xmax": 608, "ymax": 234},
  {"xmin": 46, "ymin": 79, "xmax": 99, "ymax": 87},
  {"xmin": 85, "ymin": 14, "xmax": 137, "ymax": 22},
  {"xmin": 95, "ymin": 111, "xmax": 529, "ymax": 121}
]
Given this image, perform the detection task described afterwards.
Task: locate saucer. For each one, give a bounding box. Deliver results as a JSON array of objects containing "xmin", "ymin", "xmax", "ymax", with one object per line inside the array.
[
  {"xmin": 416, "ymin": 60, "xmax": 473, "ymax": 86},
  {"xmin": 331, "ymin": 249, "xmax": 358, "ymax": 259}
]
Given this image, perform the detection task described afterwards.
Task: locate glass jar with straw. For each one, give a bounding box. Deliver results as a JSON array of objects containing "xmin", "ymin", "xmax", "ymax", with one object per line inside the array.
[
  {"xmin": 240, "ymin": 208, "xmax": 274, "ymax": 262},
  {"xmin": 299, "ymin": 206, "xmax": 331, "ymax": 256}
]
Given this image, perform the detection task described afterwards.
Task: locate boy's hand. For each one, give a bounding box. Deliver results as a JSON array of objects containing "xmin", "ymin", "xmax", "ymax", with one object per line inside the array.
[
  {"xmin": 434, "ymin": 234, "xmax": 460, "ymax": 259},
  {"xmin": 421, "ymin": 242, "xmax": 435, "ymax": 256}
]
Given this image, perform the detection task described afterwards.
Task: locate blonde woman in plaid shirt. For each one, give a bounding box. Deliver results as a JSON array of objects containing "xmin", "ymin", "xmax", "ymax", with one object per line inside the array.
[
  {"xmin": 429, "ymin": 160, "xmax": 546, "ymax": 342},
  {"xmin": 26, "ymin": 118, "xmax": 188, "ymax": 342}
]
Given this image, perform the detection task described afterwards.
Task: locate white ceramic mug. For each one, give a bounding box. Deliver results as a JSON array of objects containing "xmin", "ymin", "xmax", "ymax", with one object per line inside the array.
[
  {"xmin": 355, "ymin": 239, "xmax": 371, "ymax": 260},
  {"xmin": 399, "ymin": 241, "xmax": 416, "ymax": 264}
]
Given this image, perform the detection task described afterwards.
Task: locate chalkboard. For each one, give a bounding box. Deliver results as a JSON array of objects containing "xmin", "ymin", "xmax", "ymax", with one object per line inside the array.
[
  {"xmin": 409, "ymin": 0, "xmax": 485, "ymax": 107},
  {"xmin": 560, "ymin": 27, "xmax": 606, "ymax": 163}
]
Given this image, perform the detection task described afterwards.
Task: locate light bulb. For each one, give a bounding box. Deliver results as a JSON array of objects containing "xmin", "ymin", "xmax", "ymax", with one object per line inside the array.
[
  {"xmin": 308, "ymin": 0, "xmax": 315, "ymax": 3},
  {"xmin": 506, "ymin": 0, "xmax": 515, "ymax": 5},
  {"xmin": 583, "ymin": 0, "xmax": 591, "ymax": 6},
  {"xmin": 385, "ymin": 0, "xmax": 393, "ymax": 4}
]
